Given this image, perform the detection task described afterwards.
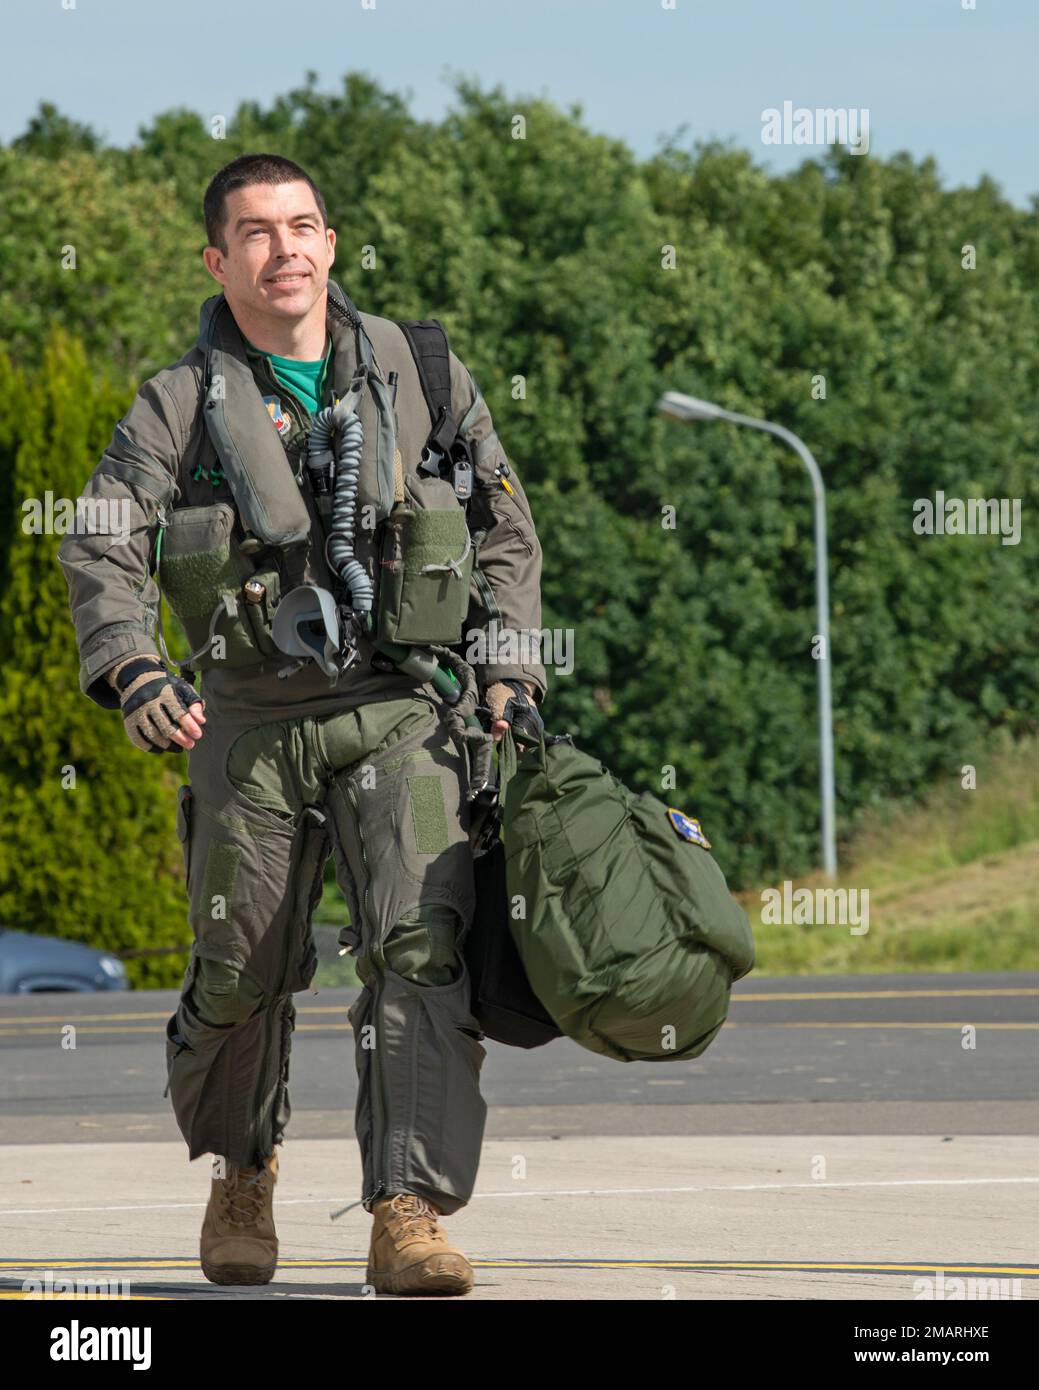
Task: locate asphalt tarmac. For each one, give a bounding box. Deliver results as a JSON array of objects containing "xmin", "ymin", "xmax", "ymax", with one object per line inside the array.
[{"xmin": 1, "ymin": 972, "xmax": 1036, "ymax": 1299}]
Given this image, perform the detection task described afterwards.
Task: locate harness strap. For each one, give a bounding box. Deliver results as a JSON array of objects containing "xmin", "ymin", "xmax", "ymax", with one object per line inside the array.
[{"xmin": 397, "ymin": 319, "xmax": 453, "ymax": 424}]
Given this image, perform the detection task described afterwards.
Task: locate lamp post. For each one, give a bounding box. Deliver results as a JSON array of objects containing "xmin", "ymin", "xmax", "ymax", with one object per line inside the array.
[{"xmin": 658, "ymin": 391, "xmax": 837, "ymax": 877}]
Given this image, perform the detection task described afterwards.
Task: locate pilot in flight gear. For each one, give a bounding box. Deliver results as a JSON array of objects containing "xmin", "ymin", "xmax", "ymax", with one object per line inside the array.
[{"xmin": 56, "ymin": 154, "xmax": 548, "ymax": 1296}]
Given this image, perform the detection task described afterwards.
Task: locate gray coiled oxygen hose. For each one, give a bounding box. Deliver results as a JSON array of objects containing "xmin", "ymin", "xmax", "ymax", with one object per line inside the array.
[
  {"xmin": 307, "ymin": 391, "xmax": 375, "ymax": 617},
  {"xmin": 301, "ymin": 369, "xmax": 497, "ymax": 811}
]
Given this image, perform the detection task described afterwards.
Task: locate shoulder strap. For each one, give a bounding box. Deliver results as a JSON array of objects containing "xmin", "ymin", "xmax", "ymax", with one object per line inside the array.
[{"xmin": 397, "ymin": 318, "xmax": 457, "ymax": 454}]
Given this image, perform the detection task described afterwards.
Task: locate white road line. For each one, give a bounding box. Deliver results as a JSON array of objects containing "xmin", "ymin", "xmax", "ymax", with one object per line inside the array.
[{"xmin": 1, "ymin": 1174, "xmax": 1038, "ymax": 1217}]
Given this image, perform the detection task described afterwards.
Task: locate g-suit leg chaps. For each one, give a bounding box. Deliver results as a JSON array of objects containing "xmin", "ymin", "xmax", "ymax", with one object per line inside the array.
[{"xmin": 163, "ymin": 695, "xmax": 486, "ymax": 1216}]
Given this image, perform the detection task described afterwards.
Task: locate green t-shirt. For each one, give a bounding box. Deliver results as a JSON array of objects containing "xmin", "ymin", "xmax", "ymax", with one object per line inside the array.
[{"xmin": 245, "ymin": 334, "xmax": 333, "ymax": 418}]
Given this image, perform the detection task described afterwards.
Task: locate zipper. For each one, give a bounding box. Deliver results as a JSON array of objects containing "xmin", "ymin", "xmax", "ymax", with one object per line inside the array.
[
  {"xmin": 275, "ymin": 822, "xmax": 303, "ymax": 998},
  {"xmin": 153, "ymin": 503, "xmax": 169, "ymax": 562},
  {"xmin": 248, "ymin": 1006, "xmax": 276, "ymax": 1163},
  {"xmin": 295, "ymin": 808, "xmax": 327, "ymax": 988},
  {"xmin": 248, "ymin": 810, "xmax": 314, "ymax": 1161},
  {"xmin": 472, "ymin": 566, "xmax": 501, "ymax": 625},
  {"xmin": 163, "ymin": 1027, "xmax": 190, "ymax": 1099},
  {"xmin": 114, "ymin": 424, "xmax": 168, "ymax": 475},
  {"xmin": 327, "ymin": 293, "xmax": 361, "ymax": 334},
  {"xmin": 347, "ymin": 777, "xmax": 392, "ymax": 1206},
  {"xmin": 151, "ymin": 504, "xmax": 179, "ymax": 669},
  {"xmin": 110, "ymin": 427, "xmax": 181, "ymax": 510},
  {"xmin": 286, "ymin": 434, "xmax": 310, "ymax": 485},
  {"xmin": 366, "ymin": 972, "xmax": 391, "ymax": 1207}
]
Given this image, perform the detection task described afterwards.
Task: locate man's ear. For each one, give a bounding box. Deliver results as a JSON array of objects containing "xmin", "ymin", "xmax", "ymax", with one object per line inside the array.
[{"xmin": 202, "ymin": 245, "xmax": 228, "ymax": 285}]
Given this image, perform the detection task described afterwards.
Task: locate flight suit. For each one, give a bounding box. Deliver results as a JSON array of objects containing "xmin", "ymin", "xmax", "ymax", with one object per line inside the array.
[{"xmin": 57, "ymin": 279, "xmax": 548, "ymax": 1215}]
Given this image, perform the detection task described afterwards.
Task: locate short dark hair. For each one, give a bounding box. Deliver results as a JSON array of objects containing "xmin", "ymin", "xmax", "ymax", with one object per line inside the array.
[{"xmin": 203, "ymin": 153, "xmax": 329, "ymax": 254}]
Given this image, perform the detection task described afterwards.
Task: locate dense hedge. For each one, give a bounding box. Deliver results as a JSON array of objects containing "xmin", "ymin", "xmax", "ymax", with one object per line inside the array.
[
  {"xmin": 1, "ymin": 78, "xmax": 1037, "ymax": 980},
  {"xmin": 0, "ymin": 334, "xmax": 190, "ymax": 986}
]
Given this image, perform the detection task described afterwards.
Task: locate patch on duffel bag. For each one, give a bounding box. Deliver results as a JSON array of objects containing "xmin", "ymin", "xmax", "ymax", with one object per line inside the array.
[{"xmin": 666, "ymin": 806, "xmax": 711, "ymax": 849}]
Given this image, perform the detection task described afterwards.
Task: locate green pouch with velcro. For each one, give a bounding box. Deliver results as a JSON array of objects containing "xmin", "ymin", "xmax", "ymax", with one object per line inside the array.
[
  {"xmin": 157, "ymin": 503, "xmax": 280, "ymax": 669},
  {"xmin": 376, "ymin": 477, "xmax": 474, "ymax": 645}
]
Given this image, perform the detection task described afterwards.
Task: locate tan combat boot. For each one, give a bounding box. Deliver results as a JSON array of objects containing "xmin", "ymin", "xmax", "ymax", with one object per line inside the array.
[
  {"xmin": 200, "ymin": 1151, "xmax": 279, "ymax": 1286},
  {"xmin": 366, "ymin": 1192, "xmax": 474, "ymax": 1296}
]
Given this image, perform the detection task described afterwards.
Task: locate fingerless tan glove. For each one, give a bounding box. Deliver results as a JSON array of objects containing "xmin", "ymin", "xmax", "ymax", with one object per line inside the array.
[{"xmin": 107, "ymin": 655, "xmax": 204, "ymax": 753}]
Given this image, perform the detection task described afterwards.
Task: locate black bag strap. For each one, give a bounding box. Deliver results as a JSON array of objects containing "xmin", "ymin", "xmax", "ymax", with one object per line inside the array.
[{"xmin": 397, "ymin": 318, "xmax": 457, "ymax": 454}]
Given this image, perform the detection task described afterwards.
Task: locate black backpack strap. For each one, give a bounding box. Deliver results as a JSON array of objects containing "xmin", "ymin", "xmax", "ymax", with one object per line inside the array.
[
  {"xmin": 397, "ymin": 317, "xmax": 475, "ymax": 506},
  {"xmin": 397, "ymin": 318, "xmax": 458, "ymax": 456}
]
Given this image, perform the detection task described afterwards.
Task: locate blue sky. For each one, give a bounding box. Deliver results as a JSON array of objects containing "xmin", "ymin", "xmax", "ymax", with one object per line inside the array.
[{"xmin": 3, "ymin": 0, "xmax": 1035, "ymax": 206}]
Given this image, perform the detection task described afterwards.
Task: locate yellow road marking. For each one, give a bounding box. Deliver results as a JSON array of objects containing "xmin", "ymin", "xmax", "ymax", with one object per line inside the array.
[
  {"xmin": 0, "ymin": 1258, "xmax": 1035, "ymax": 1276},
  {"xmin": 0, "ymin": 986, "xmax": 1035, "ymax": 1028},
  {"xmin": 0, "ymin": 1006, "xmax": 353, "ymax": 1025},
  {"xmin": 0, "ymin": 1284, "xmax": 166, "ymax": 1295}
]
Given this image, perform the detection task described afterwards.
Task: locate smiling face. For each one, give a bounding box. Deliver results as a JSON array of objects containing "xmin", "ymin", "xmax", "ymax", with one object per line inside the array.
[{"xmin": 202, "ymin": 179, "xmax": 336, "ymax": 328}]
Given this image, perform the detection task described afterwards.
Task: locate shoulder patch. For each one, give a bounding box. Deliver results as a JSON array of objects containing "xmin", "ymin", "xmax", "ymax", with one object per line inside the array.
[
  {"xmin": 666, "ymin": 807, "xmax": 711, "ymax": 849},
  {"xmin": 262, "ymin": 395, "xmax": 292, "ymax": 437}
]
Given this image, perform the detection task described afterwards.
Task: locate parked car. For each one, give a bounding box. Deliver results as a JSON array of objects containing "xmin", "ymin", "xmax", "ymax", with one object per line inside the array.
[{"xmin": 0, "ymin": 927, "xmax": 129, "ymax": 993}]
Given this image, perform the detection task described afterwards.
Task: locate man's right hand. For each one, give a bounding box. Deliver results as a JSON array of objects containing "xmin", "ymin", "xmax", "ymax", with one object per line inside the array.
[{"xmin": 107, "ymin": 656, "xmax": 206, "ymax": 753}]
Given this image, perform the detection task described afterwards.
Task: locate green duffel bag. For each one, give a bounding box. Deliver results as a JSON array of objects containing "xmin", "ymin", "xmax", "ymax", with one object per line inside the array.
[{"xmin": 497, "ymin": 726, "xmax": 755, "ymax": 1063}]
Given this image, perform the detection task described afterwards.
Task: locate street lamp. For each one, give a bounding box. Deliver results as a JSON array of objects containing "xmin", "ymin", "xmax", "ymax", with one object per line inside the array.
[{"xmin": 658, "ymin": 390, "xmax": 837, "ymax": 877}]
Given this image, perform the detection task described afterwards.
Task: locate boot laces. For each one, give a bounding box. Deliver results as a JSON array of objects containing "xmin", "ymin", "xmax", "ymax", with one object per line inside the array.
[
  {"xmin": 388, "ymin": 1192, "xmax": 441, "ymax": 1243},
  {"xmin": 221, "ymin": 1165, "xmax": 272, "ymax": 1227}
]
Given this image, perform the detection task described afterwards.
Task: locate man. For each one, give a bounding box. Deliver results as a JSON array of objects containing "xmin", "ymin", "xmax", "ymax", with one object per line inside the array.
[{"xmin": 57, "ymin": 153, "xmax": 548, "ymax": 1297}]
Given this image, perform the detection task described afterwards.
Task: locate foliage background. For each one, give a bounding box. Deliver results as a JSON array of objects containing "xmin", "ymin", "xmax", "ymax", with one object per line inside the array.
[{"xmin": 1, "ymin": 77, "xmax": 1036, "ymax": 982}]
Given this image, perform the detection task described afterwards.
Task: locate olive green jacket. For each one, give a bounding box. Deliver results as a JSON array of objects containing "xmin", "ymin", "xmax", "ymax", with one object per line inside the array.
[{"xmin": 57, "ymin": 280, "xmax": 548, "ymax": 720}]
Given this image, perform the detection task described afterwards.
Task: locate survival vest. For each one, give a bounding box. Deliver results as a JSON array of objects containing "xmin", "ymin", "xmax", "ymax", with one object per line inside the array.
[{"xmin": 153, "ymin": 283, "xmax": 485, "ymax": 675}]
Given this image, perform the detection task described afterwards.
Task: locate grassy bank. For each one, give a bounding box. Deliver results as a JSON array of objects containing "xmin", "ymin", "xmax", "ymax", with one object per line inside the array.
[
  {"xmin": 312, "ymin": 736, "xmax": 1039, "ymax": 983},
  {"xmin": 744, "ymin": 734, "xmax": 1039, "ymax": 974}
]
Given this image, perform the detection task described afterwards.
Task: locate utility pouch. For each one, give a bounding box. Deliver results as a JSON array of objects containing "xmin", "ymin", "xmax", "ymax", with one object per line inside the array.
[
  {"xmin": 156, "ymin": 503, "xmax": 282, "ymax": 669},
  {"xmin": 239, "ymin": 558, "xmax": 283, "ymax": 658},
  {"xmin": 376, "ymin": 477, "xmax": 474, "ymax": 645}
]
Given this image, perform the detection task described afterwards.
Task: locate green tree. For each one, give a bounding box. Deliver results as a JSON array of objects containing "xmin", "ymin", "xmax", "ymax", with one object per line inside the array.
[
  {"xmin": 10, "ymin": 100, "xmax": 100, "ymax": 158},
  {"xmin": 0, "ymin": 148, "xmax": 208, "ymax": 380},
  {"xmin": 0, "ymin": 330, "xmax": 191, "ymax": 986},
  {"xmin": 2, "ymin": 81, "xmax": 1038, "ymax": 891}
]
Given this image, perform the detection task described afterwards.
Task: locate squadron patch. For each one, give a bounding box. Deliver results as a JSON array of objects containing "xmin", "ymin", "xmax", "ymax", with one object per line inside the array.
[
  {"xmin": 666, "ymin": 807, "xmax": 711, "ymax": 849},
  {"xmin": 263, "ymin": 395, "xmax": 292, "ymax": 437}
]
